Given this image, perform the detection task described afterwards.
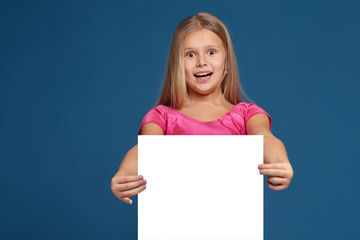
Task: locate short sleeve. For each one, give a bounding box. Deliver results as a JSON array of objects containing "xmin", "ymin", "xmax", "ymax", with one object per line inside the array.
[
  {"xmin": 137, "ymin": 106, "xmax": 167, "ymax": 135},
  {"xmin": 245, "ymin": 103, "xmax": 272, "ymax": 130}
]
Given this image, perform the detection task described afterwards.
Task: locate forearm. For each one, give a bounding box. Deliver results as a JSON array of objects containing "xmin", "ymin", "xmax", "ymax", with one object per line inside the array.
[
  {"xmin": 115, "ymin": 144, "xmax": 138, "ymax": 176},
  {"xmin": 263, "ymin": 135, "xmax": 290, "ymax": 164}
]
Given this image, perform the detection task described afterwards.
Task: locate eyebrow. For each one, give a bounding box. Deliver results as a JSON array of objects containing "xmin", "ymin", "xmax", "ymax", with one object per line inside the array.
[{"xmin": 184, "ymin": 45, "xmax": 220, "ymax": 51}]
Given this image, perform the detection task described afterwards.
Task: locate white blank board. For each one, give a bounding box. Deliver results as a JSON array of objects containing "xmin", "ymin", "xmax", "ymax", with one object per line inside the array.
[{"xmin": 138, "ymin": 135, "xmax": 263, "ymax": 240}]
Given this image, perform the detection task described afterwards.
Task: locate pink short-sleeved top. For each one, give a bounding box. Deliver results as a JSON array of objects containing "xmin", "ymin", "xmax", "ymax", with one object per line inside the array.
[{"xmin": 137, "ymin": 102, "xmax": 272, "ymax": 135}]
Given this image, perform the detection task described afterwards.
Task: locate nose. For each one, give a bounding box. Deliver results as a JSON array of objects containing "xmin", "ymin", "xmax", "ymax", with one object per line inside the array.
[{"xmin": 196, "ymin": 53, "xmax": 207, "ymax": 67}]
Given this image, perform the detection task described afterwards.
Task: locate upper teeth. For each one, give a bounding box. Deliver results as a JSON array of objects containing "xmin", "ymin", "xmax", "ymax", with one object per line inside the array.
[{"xmin": 196, "ymin": 72, "xmax": 211, "ymax": 76}]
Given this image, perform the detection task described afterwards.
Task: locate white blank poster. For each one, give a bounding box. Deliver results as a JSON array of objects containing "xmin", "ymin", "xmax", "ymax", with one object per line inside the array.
[{"xmin": 138, "ymin": 135, "xmax": 263, "ymax": 240}]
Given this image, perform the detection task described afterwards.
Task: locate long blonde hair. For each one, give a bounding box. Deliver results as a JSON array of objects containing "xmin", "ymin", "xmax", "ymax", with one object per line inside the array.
[{"xmin": 156, "ymin": 12, "xmax": 251, "ymax": 109}]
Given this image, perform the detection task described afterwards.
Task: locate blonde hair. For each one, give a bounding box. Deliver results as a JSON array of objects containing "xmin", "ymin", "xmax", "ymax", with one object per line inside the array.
[{"xmin": 156, "ymin": 12, "xmax": 251, "ymax": 109}]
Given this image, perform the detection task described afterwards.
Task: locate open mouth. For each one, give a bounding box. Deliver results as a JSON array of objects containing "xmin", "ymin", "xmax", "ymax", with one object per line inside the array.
[{"xmin": 194, "ymin": 72, "xmax": 213, "ymax": 78}]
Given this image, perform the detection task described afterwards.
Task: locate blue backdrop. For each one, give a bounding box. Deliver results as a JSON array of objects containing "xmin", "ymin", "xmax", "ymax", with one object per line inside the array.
[{"xmin": 1, "ymin": 0, "xmax": 359, "ymax": 239}]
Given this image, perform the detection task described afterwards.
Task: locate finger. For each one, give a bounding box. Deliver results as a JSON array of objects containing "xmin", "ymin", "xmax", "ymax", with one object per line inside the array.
[
  {"xmin": 267, "ymin": 176, "xmax": 287, "ymax": 184},
  {"xmin": 260, "ymin": 169, "xmax": 287, "ymax": 177},
  {"xmin": 120, "ymin": 184, "xmax": 147, "ymax": 198},
  {"xmin": 115, "ymin": 175, "xmax": 144, "ymax": 184},
  {"xmin": 262, "ymin": 169, "xmax": 292, "ymax": 179},
  {"xmin": 116, "ymin": 179, "xmax": 147, "ymax": 192},
  {"xmin": 267, "ymin": 181, "xmax": 285, "ymax": 191},
  {"xmin": 121, "ymin": 197, "xmax": 133, "ymax": 205},
  {"xmin": 259, "ymin": 163, "xmax": 288, "ymax": 170}
]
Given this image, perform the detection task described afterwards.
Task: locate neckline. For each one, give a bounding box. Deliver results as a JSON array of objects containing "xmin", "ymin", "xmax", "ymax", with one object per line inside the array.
[{"xmin": 162, "ymin": 103, "xmax": 240, "ymax": 123}]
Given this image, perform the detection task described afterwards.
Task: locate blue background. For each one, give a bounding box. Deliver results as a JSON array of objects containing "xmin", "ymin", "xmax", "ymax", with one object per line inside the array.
[{"xmin": 1, "ymin": 0, "xmax": 359, "ymax": 239}]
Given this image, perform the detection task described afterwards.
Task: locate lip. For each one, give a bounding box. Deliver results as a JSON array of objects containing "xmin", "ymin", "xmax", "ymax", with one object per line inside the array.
[{"xmin": 195, "ymin": 73, "xmax": 212, "ymax": 83}]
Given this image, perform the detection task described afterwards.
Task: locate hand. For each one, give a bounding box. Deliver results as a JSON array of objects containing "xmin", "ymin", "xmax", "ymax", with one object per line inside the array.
[
  {"xmin": 111, "ymin": 175, "xmax": 147, "ymax": 204},
  {"xmin": 258, "ymin": 163, "xmax": 293, "ymax": 190}
]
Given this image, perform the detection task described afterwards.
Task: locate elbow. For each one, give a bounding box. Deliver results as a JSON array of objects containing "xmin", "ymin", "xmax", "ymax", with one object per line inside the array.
[{"xmin": 264, "ymin": 135, "xmax": 283, "ymax": 145}]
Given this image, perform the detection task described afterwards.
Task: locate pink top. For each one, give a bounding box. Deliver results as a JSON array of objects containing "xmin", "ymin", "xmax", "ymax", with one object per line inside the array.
[{"xmin": 137, "ymin": 102, "xmax": 272, "ymax": 135}]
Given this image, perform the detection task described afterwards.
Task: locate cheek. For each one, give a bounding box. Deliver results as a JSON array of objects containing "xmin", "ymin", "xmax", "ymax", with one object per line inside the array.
[
  {"xmin": 184, "ymin": 62, "xmax": 191, "ymax": 74},
  {"xmin": 213, "ymin": 60, "xmax": 225, "ymax": 73},
  {"xmin": 184, "ymin": 63, "xmax": 195, "ymax": 79}
]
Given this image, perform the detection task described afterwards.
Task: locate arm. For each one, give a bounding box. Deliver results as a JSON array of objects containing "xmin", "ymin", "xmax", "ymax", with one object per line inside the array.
[
  {"xmin": 111, "ymin": 123, "xmax": 163, "ymax": 204},
  {"xmin": 116, "ymin": 144, "xmax": 138, "ymax": 176},
  {"xmin": 114, "ymin": 122, "xmax": 164, "ymax": 176},
  {"xmin": 246, "ymin": 113, "xmax": 293, "ymax": 190}
]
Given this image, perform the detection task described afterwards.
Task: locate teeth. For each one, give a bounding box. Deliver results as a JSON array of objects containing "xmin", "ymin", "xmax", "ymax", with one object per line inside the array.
[{"xmin": 195, "ymin": 72, "xmax": 211, "ymax": 76}]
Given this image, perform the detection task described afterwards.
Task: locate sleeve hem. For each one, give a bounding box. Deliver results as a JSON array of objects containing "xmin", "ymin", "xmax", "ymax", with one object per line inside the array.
[
  {"xmin": 137, "ymin": 121, "xmax": 166, "ymax": 135},
  {"xmin": 245, "ymin": 112, "xmax": 272, "ymax": 131}
]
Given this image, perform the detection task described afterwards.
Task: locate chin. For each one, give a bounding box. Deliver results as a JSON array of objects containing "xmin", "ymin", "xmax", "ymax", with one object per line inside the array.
[
  {"xmin": 191, "ymin": 86, "xmax": 218, "ymax": 95},
  {"xmin": 196, "ymin": 82, "xmax": 222, "ymax": 92}
]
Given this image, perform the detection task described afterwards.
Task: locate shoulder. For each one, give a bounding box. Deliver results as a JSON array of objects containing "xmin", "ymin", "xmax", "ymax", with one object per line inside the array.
[
  {"xmin": 233, "ymin": 102, "xmax": 270, "ymax": 118},
  {"xmin": 146, "ymin": 104, "xmax": 168, "ymax": 114},
  {"xmin": 241, "ymin": 102, "xmax": 272, "ymax": 135},
  {"xmin": 137, "ymin": 105, "xmax": 169, "ymax": 135},
  {"xmin": 232, "ymin": 102, "xmax": 272, "ymax": 134},
  {"xmin": 142, "ymin": 104, "xmax": 169, "ymax": 121},
  {"xmin": 232, "ymin": 101, "xmax": 262, "ymax": 111},
  {"xmin": 232, "ymin": 102, "xmax": 250, "ymax": 112},
  {"xmin": 232, "ymin": 102, "xmax": 262, "ymax": 116}
]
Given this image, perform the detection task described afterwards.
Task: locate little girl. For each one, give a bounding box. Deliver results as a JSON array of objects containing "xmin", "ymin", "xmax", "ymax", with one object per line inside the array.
[{"xmin": 111, "ymin": 12, "xmax": 293, "ymax": 205}]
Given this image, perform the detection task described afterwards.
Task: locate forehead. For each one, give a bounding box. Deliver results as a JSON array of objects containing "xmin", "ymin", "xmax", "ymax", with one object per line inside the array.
[{"xmin": 183, "ymin": 28, "xmax": 224, "ymax": 49}]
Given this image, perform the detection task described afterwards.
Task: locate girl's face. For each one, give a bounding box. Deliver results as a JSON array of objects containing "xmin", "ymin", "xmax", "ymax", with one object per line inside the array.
[{"xmin": 183, "ymin": 28, "xmax": 226, "ymax": 96}]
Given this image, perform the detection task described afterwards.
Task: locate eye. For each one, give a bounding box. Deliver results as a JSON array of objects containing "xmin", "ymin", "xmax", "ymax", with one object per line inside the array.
[
  {"xmin": 208, "ymin": 49, "xmax": 216, "ymax": 55},
  {"xmin": 185, "ymin": 52, "xmax": 195, "ymax": 58}
]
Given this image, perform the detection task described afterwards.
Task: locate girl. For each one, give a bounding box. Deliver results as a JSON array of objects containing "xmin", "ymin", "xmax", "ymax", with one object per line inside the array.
[{"xmin": 111, "ymin": 12, "xmax": 293, "ymax": 205}]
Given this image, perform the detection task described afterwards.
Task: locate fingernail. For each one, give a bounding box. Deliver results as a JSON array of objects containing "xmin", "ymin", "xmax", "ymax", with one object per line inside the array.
[
  {"xmin": 260, "ymin": 170, "xmax": 263, "ymax": 174},
  {"xmin": 259, "ymin": 165, "xmax": 262, "ymax": 169},
  {"xmin": 139, "ymin": 176, "xmax": 143, "ymax": 180},
  {"xmin": 143, "ymin": 185, "xmax": 146, "ymax": 189},
  {"xmin": 143, "ymin": 180, "xmax": 145, "ymax": 184}
]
